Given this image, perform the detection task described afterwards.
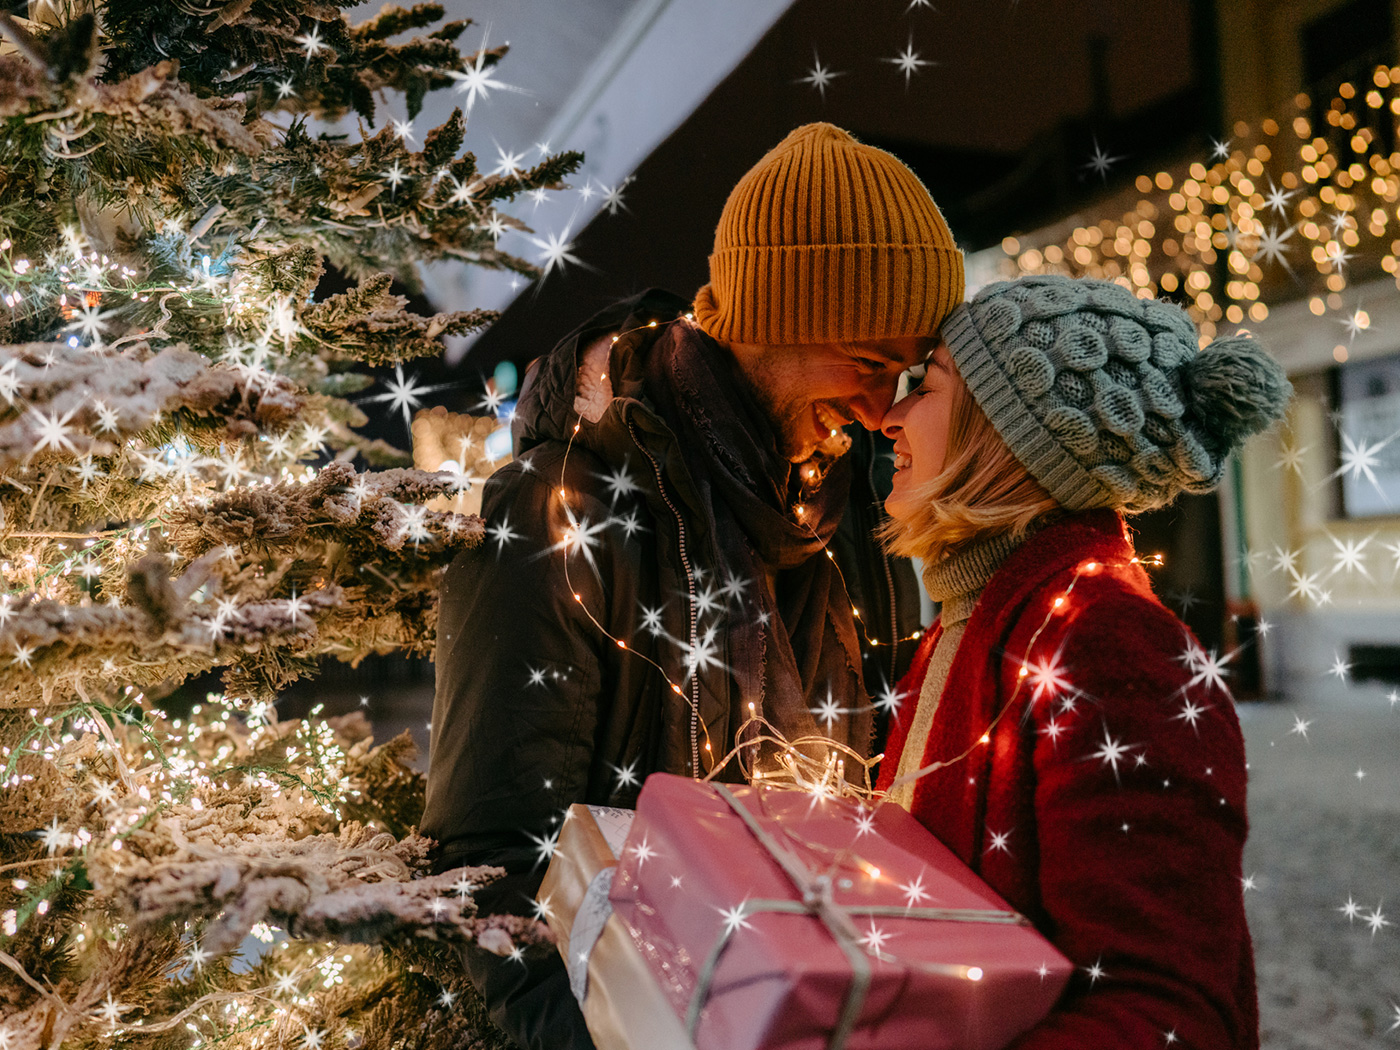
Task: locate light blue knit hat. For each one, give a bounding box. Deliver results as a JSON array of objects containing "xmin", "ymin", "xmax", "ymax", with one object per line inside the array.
[{"xmin": 941, "ymin": 274, "xmax": 1292, "ymax": 513}]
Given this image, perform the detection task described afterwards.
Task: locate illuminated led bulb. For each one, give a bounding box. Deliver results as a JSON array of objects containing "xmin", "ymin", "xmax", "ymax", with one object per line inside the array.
[
  {"xmin": 616, "ymin": 639, "xmax": 626, "ymax": 649},
  {"xmin": 966, "ymin": 967, "xmax": 984, "ymax": 981},
  {"xmin": 1053, "ymin": 596, "xmax": 1066, "ymax": 608}
]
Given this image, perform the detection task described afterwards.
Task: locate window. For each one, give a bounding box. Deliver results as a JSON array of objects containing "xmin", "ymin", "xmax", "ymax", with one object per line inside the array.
[{"xmin": 1337, "ymin": 352, "xmax": 1400, "ymax": 518}]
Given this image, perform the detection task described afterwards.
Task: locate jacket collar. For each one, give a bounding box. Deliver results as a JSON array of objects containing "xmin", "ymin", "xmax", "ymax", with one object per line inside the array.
[
  {"xmin": 972, "ymin": 509, "xmax": 1135, "ymax": 629},
  {"xmin": 511, "ymin": 288, "xmax": 691, "ymax": 453}
]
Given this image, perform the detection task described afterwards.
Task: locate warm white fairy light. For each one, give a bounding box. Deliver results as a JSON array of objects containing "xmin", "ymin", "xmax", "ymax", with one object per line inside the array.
[{"xmin": 1006, "ymin": 61, "xmax": 1400, "ymax": 339}]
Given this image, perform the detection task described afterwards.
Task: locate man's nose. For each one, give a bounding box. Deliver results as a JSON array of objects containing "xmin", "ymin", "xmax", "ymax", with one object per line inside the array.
[{"xmin": 849, "ymin": 377, "xmax": 900, "ymax": 430}]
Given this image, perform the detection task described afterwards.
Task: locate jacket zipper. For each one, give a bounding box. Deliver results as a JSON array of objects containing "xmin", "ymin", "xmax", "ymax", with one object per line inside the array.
[
  {"xmin": 868, "ymin": 453, "xmax": 901, "ymax": 691},
  {"xmin": 628, "ymin": 420, "xmax": 703, "ymax": 778},
  {"xmin": 867, "ymin": 444, "xmax": 900, "ymax": 757},
  {"xmin": 882, "ymin": 550, "xmax": 899, "ymax": 687}
]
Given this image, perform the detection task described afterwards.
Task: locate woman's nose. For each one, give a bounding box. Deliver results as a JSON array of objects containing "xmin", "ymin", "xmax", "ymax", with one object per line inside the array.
[{"xmin": 880, "ymin": 395, "xmax": 912, "ymax": 439}]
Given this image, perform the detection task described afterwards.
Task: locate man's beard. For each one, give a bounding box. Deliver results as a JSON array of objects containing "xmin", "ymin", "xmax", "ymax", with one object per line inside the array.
[
  {"xmin": 734, "ymin": 374, "xmax": 854, "ymax": 498},
  {"xmin": 734, "ymin": 370, "xmax": 812, "ymax": 461},
  {"xmin": 767, "ymin": 397, "xmax": 817, "ymax": 462}
]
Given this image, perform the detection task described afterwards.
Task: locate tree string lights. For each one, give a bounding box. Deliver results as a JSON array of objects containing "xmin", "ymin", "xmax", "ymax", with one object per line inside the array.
[{"xmin": 0, "ymin": 2, "xmax": 582, "ymax": 1047}]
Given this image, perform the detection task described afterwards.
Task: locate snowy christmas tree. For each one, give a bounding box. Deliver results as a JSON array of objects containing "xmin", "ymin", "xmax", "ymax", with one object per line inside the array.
[{"xmin": 0, "ymin": 2, "xmax": 580, "ymax": 1046}]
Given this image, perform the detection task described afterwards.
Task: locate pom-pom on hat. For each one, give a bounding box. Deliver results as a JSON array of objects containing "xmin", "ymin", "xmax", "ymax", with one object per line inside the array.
[
  {"xmin": 941, "ymin": 274, "xmax": 1292, "ymax": 513},
  {"xmin": 693, "ymin": 123, "xmax": 964, "ymax": 346}
]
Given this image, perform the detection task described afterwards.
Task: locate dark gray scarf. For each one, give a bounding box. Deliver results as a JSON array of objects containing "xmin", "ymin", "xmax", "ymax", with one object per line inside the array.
[{"xmin": 642, "ymin": 322, "xmax": 870, "ymax": 768}]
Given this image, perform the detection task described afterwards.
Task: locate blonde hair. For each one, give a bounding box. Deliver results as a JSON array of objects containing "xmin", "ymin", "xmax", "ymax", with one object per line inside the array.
[{"xmin": 880, "ymin": 365, "xmax": 1062, "ymax": 565}]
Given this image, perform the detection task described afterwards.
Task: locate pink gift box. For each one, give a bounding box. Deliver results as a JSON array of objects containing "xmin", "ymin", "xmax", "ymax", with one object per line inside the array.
[{"xmin": 608, "ymin": 773, "xmax": 1072, "ymax": 1050}]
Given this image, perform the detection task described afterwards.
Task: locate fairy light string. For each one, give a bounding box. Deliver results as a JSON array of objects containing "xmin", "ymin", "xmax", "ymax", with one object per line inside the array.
[
  {"xmin": 552, "ymin": 315, "xmax": 722, "ymax": 773},
  {"xmin": 1005, "ymin": 61, "xmax": 1400, "ymax": 361}
]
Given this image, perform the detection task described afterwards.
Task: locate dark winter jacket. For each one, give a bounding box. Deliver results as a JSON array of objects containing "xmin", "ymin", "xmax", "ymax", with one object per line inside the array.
[
  {"xmin": 876, "ymin": 511, "xmax": 1258, "ymax": 1049},
  {"xmin": 423, "ymin": 290, "xmax": 922, "ymax": 1050}
]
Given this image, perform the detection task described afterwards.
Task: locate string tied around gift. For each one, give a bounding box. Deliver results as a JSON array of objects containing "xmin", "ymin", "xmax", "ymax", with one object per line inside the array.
[{"xmin": 686, "ymin": 782, "xmax": 1031, "ymax": 1050}]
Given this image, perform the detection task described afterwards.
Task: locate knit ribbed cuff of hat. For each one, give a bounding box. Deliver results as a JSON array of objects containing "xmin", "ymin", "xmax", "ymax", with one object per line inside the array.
[
  {"xmin": 696, "ymin": 244, "xmax": 964, "ymax": 346},
  {"xmin": 941, "ymin": 306, "xmax": 1108, "ymax": 512}
]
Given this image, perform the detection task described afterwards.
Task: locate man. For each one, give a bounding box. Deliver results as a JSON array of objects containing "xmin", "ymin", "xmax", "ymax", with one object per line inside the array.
[{"xmin": 422, "ymin": 122, "xmax": 964, "ymax": 1049}]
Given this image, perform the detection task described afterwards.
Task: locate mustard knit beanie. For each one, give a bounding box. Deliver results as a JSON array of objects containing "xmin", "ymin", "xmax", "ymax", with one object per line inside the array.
[{"xmin": 693, "ymin": 123, "xmax": 964, "ymax": 346}]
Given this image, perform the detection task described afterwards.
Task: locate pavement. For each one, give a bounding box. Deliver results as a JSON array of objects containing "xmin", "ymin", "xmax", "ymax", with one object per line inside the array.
[{"xmin": 1238, "ymin": 689, "xmax": 1400, "ymax": 1047}]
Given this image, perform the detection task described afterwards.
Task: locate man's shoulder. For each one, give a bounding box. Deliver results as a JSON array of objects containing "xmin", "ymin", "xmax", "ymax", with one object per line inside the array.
[{"xmin": 484, "ymin": 442, "xmax": 627, "ymax": 517}]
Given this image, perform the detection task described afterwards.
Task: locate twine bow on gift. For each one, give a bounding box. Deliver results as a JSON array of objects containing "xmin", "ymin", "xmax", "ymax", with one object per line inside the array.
[{"xmin": 686, "ymin": 783, "xmax": 1030, "ymax": 1050}]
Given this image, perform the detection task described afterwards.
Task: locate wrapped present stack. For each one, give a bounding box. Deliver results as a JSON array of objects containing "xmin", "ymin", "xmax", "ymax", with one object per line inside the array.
[
  {"xmin": 539, "ymin": 773, "xmax": 1073, "ymax": 1050},
  {"xmin": 537, "ymin": 803, "xmax": 695, "ymax": 1050}
]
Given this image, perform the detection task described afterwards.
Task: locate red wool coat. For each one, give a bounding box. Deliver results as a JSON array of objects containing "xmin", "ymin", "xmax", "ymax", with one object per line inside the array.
[{"xmin": 876, "ymin": 510, "xmax": 1257, "ymax": 1050}]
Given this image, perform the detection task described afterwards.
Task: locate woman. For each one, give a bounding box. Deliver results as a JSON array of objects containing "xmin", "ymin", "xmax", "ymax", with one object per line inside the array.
[{"xmin": 874, "ymin": 274, "xmax": 1290, "ymax": 1049}]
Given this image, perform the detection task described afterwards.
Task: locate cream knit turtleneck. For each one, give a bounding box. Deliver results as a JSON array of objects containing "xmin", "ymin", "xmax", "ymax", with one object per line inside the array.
[{"xmin": 885, "ymin": 531, "xmax": 1027, "ymax": 810}]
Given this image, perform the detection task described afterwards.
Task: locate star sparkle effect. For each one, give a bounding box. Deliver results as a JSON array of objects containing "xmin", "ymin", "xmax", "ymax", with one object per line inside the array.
[
  {"xmin": 529, "ymin": 224, "xmax": 583, "ymax": 282},
  {"xmin": 601, "ymin": 181, "xmax": 631, "ymax": 216},
  {"xmin": 717, "ymin": 900, "xmax": 755, "ymax": 937},
  {"xmin": 447, "ymin": 29, "xmax": 526, "ymax": 113},
  {"xmin": 358, "ymin": 364, "xmax": 456, "ymax": 432},
  {"xmin": 810, "ymin": 687, "xmax": 850, "ymax": 729},
  {"xmin": 1251, "ymin": 223, "xmax": 1295, "ymax": 271},
  {"xmin": 882, "ymin": 35, "xmax": 936, "ymax": 87},
  {"xmin": 1082, "ymin": 137, "xmax": 1124, "ymax": 182},
  {"xmin": 796, "ymin": 49, "xmax": 845, "ymax": 100},
  {"xmin": 1331, "ymin": 428, "xmax": 1398, "ymax": 497},
  {"xmin": 859, "ymin": 919, "xmax": 895, "ymax": 959},
  {"xmin": 1275, "ymin": 441, "xmax": 1308, "ymax": 476},
  {"xmin": 1339, "ymin": 305, "xmax": 1370, "ymax": 340},
  {"xmin": 296, "ymin": 23, "xmax": 328, "ymax": 60},
  {"xmin": 1089, "ymin": 724, "xmax": 1141, "ymax": 782},
  {"xmin": 1263, "ymin": 177, "xmax": 1297, "ymax": 216},
  {"xmin": 1328, "ymin": 533, "xmax": 1373, "ymax": 579}
]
